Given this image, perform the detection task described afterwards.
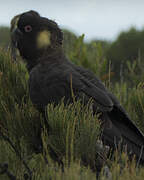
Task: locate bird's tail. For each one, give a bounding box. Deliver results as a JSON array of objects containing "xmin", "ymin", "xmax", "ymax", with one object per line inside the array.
[{"xmin": 101, "ymin": 108, "xmax": 144, "ymax": 165}]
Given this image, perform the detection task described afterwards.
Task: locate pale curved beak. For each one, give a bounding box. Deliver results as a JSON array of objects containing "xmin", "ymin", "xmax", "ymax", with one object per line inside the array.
[
  {"xmin": 10, "ymin": 28, "xmax": 23, "ymax": 60},
  {"xmin": 10, "ymin": 14, "xmax": 22, "ymax": 60}
]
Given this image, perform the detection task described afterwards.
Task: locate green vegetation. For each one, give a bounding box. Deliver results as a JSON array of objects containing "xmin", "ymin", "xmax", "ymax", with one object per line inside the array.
[
  {"xmin": 0, "ymin": 27, "xmax": 10, "ymax": 47},
  {"xmin": 106, "ymin": 27, "xmax": 144, "ymax": 82},
  {"xmin": 0, "ymin": 26, "xmax": 144, "ymax": 179}
]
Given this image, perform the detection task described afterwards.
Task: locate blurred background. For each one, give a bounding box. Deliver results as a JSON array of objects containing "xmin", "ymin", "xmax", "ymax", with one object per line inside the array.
[{"xmin": 0, "ymin": 0, "xmax": 144, "ymax": 40}]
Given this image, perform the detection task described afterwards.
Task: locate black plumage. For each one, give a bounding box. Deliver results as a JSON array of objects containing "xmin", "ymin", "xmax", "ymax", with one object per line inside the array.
[{"xmin": 11, "ymin": 10, "xmax": 144, "ymax": 164}]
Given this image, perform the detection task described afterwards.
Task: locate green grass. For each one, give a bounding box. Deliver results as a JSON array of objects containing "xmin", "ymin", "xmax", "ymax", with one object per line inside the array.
[{"xmin": 0, "ymin": 44, "xmax": 144, "ymax": 180}]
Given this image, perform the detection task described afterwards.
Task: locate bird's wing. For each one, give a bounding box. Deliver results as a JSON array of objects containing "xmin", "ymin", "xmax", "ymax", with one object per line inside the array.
[
  {"xmin": 71, "ymin": 63, "xmax": 144, "ymax": 162},
  {"xmin": 68, "ymin": 61, "xmax": 108, "ymax": 91},
  {"xmin": 66, "ymin": 72, "xmax": 114, "ymax": 112},
  {"xmin": 72, "ymin": 63, "xmax": 144, "ymax": 135},
  {"xmin": 74, "ymin": 64, "xmax": 144, "ymax": 127}
]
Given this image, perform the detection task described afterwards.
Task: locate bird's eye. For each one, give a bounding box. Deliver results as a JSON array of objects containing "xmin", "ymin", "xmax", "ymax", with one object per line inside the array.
[{"xmin": 24, "ymin": 25, "xmax": 32, "ymax": 32}]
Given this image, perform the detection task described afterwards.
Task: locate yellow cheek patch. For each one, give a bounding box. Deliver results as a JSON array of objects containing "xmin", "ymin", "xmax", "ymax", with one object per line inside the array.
[{"xmin": 37, "ymin": 30, "xmax": 51, "ymax": 49}]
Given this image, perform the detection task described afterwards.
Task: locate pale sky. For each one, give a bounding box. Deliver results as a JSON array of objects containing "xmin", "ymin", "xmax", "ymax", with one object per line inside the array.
[{"xmin": 0, "ymin": 0, "xmax": 144, "ymax": 41}]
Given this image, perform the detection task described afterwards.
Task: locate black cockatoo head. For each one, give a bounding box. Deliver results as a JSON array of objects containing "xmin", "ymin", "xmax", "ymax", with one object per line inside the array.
[{"xmin": 11, "ymin": 10, "xmax": 63, "ymax": 61}]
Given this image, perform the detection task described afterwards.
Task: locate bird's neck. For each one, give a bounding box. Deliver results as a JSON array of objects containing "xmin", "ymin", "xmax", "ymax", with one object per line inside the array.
[{"xmin": 26, "ymin": 47, "xmax": 66, "ymax": 72}]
